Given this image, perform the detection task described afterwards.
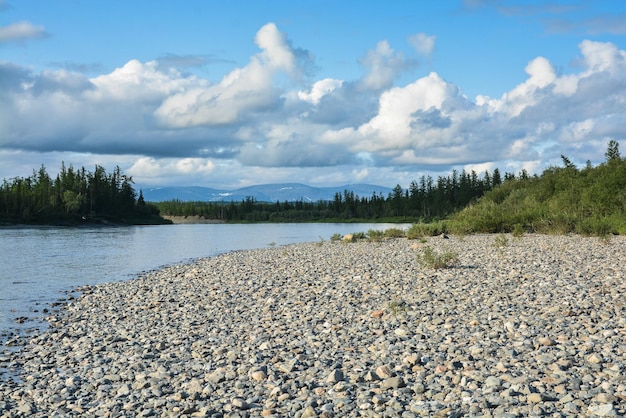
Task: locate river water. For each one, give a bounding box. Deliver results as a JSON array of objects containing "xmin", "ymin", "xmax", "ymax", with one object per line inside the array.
[{"xmin": 0, "ymin": 223, "xmax": 407, "ymax": 338}]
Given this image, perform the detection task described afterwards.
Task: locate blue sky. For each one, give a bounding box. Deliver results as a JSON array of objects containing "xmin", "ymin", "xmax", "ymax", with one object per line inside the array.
[{"xmin": 1, "ymin": 0, "xmax": 625, "ymax": 189}]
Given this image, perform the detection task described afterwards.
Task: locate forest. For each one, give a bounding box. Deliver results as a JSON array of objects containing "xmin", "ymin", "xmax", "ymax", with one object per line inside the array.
[
  {"xmin": 448, "ymin": 140, "xmax": 626, "ymax": 236},
  {"xmin": 0, "ymin": 163, "xmax": 168, "ymax": 225},
  {"xmin": 154, "ymin": 167, "xmax": 509, "ymax": 223},
  {"xmin": 154, "ymin": 140, "xmax": 626, "ymax": 236},
  {"xmin": 2, "ymin": 141, "xmax": 624, "ymax": 235}
]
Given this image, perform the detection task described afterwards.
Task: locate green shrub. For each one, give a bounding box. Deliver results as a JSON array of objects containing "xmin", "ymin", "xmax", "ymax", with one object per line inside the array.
[
  {"xmin": 575, "ymin": 216, "xmax": 615, "ymax": 237},
  {"xmin": 417, "ymin": 246, "xmax": 459, "ymax": 269},
  {"xmin": 407, "ymin": 222, "xmax": 448, "ymax": 239},
  {"xmin": 330, "ymin": 233, "xmax": 343, "ymax": 242},
  {"xmin": 511, "ymin": 223, "xmax": 525, "ymax": 238},
  {"xmin": 388, "ymin": 300, "xmax": 407, "ymax": 317},
  {"xmin": 352, "ymin": 231, "xmax": 367, "ymax": 240},
  {"xmin": 383, "ymin": 227, "xmax": 406, "ymax": 238},
  {"xmin": 367, "ymin": 229, "xmax": 385, "ymax": 242},
  {"xmin": 492, "ymin": 234, "xmax": 509, "ymax": 249}
]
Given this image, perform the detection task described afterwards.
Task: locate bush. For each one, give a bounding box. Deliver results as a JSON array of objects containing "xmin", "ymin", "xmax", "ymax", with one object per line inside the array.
[
  {"xmin": 384, "ymin": 227, "xmax": 406, "ymax": 238},
  {"xmin": 367, "ymin": 229, "xmax": 385, "ymax": 242},
  {"xmin": 511, "ymin": 223, "xmax": 525, "ymax": 238},
  {"xmin": 330, "ymin": 233, "xmax": 343, "ymax": 242},
  {"xmin": 388, "ymin": 300, "xmax": 407, "ymax": 316},
  {"xmin": 417, "ymin": 246, "xmax": 459, "ymax": 269},
  {"xmin": 352, "ymin": 231, "xmax": 367, "ymax": 240},
  {"xmin": 492, "ymin": 234, "xmax": 509, "ymax": 249},
  {"xmin": 407, "ymin": 222, "xmax": 449, "ymax": 239}
]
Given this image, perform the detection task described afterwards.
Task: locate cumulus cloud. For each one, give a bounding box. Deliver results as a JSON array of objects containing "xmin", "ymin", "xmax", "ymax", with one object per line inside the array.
[
  {"xmin": 127, "ymin": 157, "xmax": 215, "ymax": 180},
  {"xmin": 358, "ymin": 40, "xmax": 414, "ymax": 90},
  {"xmin": 1, "ymin": 21, "xmax": 626, "ymax": 188},
  {"xmin": 297, "ymin": 78, "xmax": 343, "ymax": 105},
  {"xmin": 0, "ymin": 21, "xmax": 48, "ymax": 43},
  {"xmin": 408, "ymin": 33, "xmax": 436, "ymax": 58},
  {"xmin": 153, "ymin": 23, "xmax": 307, "ymax": 128}
]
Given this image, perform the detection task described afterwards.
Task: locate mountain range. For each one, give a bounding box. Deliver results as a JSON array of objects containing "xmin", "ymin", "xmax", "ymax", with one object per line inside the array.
[{"xmin": 140, "ymin": 183, "xmax": 394, "ymax": 202}]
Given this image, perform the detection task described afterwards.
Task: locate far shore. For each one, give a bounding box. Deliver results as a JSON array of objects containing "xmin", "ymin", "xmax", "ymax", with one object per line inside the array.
[{"xmin": 161, "ymin": 215, "xmax": 227, "ymax": 224}]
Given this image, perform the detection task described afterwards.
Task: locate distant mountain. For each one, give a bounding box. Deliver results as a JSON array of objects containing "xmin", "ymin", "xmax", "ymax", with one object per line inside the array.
[{"xmin": 141, "ymin": 183, "xmax": 394, "ymax": 202}]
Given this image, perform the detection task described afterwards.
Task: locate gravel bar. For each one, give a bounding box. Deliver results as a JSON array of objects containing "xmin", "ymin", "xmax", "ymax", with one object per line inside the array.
[{"xmin": 1, "ymin": 234, "xmax": 625, "ymax": 417}]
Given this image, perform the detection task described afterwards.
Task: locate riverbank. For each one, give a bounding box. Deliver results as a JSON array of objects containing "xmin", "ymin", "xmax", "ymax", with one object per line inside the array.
[
  {"xmin": 162, "ymin": 215, "xmax": 226, "ymax": 224},
  {"xmin": 1, "ymin": 234, "xmax": 625, "ymax": 416}
]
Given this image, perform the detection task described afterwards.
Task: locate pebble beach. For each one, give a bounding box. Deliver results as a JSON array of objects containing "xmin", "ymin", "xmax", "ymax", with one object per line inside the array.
[{"xmin": 1, "ymin": 234, "xmax": 626, "ymax": 417}]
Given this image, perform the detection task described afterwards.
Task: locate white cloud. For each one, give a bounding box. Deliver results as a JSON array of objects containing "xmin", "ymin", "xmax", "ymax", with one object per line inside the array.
[
  {"xmin": 359, "ymin": 41, "xmax": 412, "ymax": 90},
  {"xmin": 484, "ymin": 56, "xmax": 557, "ymax": 117},
  {"xmin": 89, "ymin": 59, "xmax": 198, "ymax": 102},
  {"xmin": 408, "ymin": 33, "xmax": 436, "ymax": 57},
  {"xmin": 578, "ymin": 39, "xmax": 626, "ymax": 74},
  {"xmin": 1, "ymin": 22, "xmax": 626, "ymax": 189},
  {"xmin": 0, "ymin": 21, "xmax": 47, "ymax": 43},
  {"xmin": 356, "ymin": 72, "xmax": 462, "ymax": 150},
  {"xmin": 127, "ymin": 157, "xmax": 215, "ymax": 180},
  {"xmin": 153, "ymin": 23, "xmax": 302, "ymax": 127},
  {"xmin": 297, "ymin": 78, "xmax": 343, "ymax": 105}
]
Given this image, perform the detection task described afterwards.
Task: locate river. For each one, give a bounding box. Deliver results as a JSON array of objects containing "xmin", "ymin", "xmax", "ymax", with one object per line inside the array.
[{"xmin": 0, "ymin": 223, "xmax": 408, "ymax": 338}]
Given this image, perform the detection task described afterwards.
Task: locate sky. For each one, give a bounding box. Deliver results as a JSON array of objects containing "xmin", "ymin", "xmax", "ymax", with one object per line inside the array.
[{"xmin": 1, "ymin": 0, "xmax": 625, "ymax": 190}]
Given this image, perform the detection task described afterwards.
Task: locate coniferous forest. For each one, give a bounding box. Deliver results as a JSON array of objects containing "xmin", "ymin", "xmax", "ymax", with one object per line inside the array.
[
  {"xmin": 1, "ymin": 141, "xmax": 624, "ymax": 235},
  {"xmin": 449, "ymin": 140, "xmax": 626, "ymax": 236},
  {"xmin": 0, "ymin": 164, "xmax": 168, "ymax": 225},
  {"xmin": 154, "ymin": 167, "xmax": 503, "ymax": 223},
  {"xmin": 153, "ymin": 140, "xmax": 626, "ymax": 235}
]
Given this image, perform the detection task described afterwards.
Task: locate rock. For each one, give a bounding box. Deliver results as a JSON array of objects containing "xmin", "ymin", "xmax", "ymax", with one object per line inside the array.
[
  {"xmin": 3, "ymin": 235, "xmax": 626, "ymax": 417},
  {"xmin": 587, "ymin": 353, "xmax": 603, "ymax": 364},
  {"xmin": 371, "ymin": 310, "xmax": 384, "ymax": 318},
  {"xmin": 301, "ymin": 405, "xmax": 318, "ymax": 417},
  {"xmin": 364, "ymin": 370, "xmax": 380, "ymax": 381},
  {"xmin": 527, "ymin": 393, "xmax": 545, "ymax": 403},
  {"xmin": 17, "ymin": 402, "xmax": 34, "ymax": 414},
  {"xmin": 326, "ymin": 369, "xmax": 344, "ymax": 383},
  {"xmin": 394, "ymin": 327, "xmax": 409, "ymax": 337},
  {"xmin": 381, "ymin": 377, "xmax": 405, "ymax": 390},
  {"xmin": 483, "ymin": 376, "xmax": 502, "ymax": 390},
  {"xmin": 587, "ymin": 403, "xmax": 615, "ymax": 416},
  {"xmin": 537, "ymin": 336, "xmax": 555, "ymax": 346},
  {"xmin": 231, "ymin": 397, "xmax": 247, "ymax": 409},
  {"xmin": 375, "ymin": 365, "xmax": 393, "ymax": 379},
  {"xmin": 207, "ymin": 369, "xmax": 225, "ymax": 383},
  {"xmin": 596, "ymin": 393, "xmax": 617, "ymax": 403},
  {"xmin": 251, "ymin": 370, "xmax": 267, "ymax": 381},
  {"xmin": 116, "ymin": 384, "xmax": 131, "ymax": 396}
]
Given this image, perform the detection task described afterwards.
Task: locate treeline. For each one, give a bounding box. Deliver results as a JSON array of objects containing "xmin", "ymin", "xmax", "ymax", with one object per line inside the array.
[
  {"xmin": 450, "ymin": 140, "xmax": 626, "ymax": 236},
  {"xmin": 0, "ymin": 163, "xmax": 167, "ymax": 225},
  {"xmin": 154, "ymin": 168, "xmax": 512, "ymax": 222}
]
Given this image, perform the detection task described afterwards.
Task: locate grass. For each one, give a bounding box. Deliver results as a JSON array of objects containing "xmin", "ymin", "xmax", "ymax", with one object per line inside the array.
[
  {"xmin": 492, "ymin": 234, "xmax": 509, "ymax": 249},
  {"xmin": 331, "ymin": 227, "xmax": 408, "ymax": 243},
  {"xmin": 417, "ymin": 246, "xmax": 459, "ymax": 269},
  {"xmin": 384, "ymin": 227, "xmax": 406, "ymax": 238},
  {"xmin": 367, "ymin": 229, "xmax": 385, "ymax": 242},
  {"xmin": 407, "ymin": 222, "xmax": 449, "ymax": 239},
  {"xmin": 330, "ymin": 233, "xmax": 343, "ymax": 242},
  {"xmin": 511, "ymin": 223, "xmax": 525, "ymax": 239},
  {"xmin": 388, "ymin": 300, "xmax": 407, "ymax": 317}
]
